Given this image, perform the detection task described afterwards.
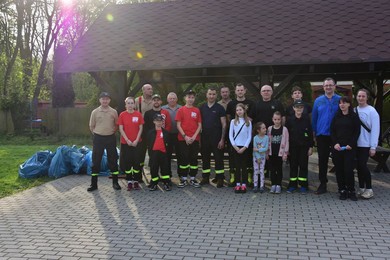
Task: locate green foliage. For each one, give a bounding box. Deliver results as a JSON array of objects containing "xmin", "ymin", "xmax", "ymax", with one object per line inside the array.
[{"xmin": 72, "ymin": 72, "xmax": 99, "ymax": 103}]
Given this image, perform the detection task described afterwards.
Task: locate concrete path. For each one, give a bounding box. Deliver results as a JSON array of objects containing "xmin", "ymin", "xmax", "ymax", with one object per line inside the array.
[{"xmin": 1, "ymin": 155, "xmax": 390, "ymax": 259}]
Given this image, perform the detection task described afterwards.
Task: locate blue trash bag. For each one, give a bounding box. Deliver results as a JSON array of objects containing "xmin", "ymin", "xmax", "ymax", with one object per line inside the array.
[
  {"xmin": 48, "ymin": 145, "xmax": 87, "ymax": 178},
  {"xmin": 84, "ymin": 148, "xmax": 119, "ymax": 176},
  {"xmin": 68, "ymin": 145, "xmax": 86, "ymax": 174},
  {"xmin": 19, "ymin": 150, "xmax": 54, "ymax": 178}
]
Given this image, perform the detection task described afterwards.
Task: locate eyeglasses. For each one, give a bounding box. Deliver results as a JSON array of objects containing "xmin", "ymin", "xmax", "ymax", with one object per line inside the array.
[{"xmin": 324, "ymin": 84, "xmax": 334, "ymax": 87}]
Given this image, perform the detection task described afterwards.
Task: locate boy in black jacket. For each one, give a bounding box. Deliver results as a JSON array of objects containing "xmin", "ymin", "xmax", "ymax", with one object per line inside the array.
[
  {"xmin": 285, "ymin": 100, "xmax": 314, "ymax": 194},
  {"xmin": 147, "ymin": 114, "xmax": 172, "ymax": 191}
]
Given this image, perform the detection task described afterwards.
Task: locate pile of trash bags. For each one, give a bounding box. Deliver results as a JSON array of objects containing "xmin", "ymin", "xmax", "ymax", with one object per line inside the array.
[{"xmin": 19, "ymin": 145, "xmax": 116, "ymax": 179}]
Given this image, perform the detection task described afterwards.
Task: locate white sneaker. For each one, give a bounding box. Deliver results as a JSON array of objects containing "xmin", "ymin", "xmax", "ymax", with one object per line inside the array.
[
  {"xmin": 357, "ymin": 188, "xmax": 365, "ymax": 196},
  {"xmin": 361, "ymin": 189, "xmax": 374, "ymax": 199},
  {"xmin": 270, "ymin": 185, "xmax": 276, "ymax": 194},
  {"xmin": 275, "ymin": 185, "xmax": 281, "ymax": 194}
]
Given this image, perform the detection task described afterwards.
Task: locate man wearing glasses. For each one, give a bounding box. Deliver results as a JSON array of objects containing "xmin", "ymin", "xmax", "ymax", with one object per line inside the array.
[{"xmin": 312, "ymin": 77, "xmax": 341, "ymax": 195}]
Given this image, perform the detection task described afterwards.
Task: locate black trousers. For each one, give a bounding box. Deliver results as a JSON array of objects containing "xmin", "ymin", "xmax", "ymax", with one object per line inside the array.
[
  {"xmin": 316, "ymin": 135, "xmax": 332, "ymax": 184},
  {"xmin": 288, "ymin": 145, "xmax": 309, "ymax": 188},
  {"xmin": 332, "ymin": 149, "xmax": 356, "ymax": 192},
  {"xmin": 233, "ymin": 147, "xmax": 248, "ymax": 184},
  {"xmin": 166, "ymin": 132, "xmax": 180, "ymax": 175},
  {"xmin": 149, "ymin": 150, "xmax": 170, "ymax": 184},
  {"xmin": 138, "ymin": 138, "xmax": 147, "ymax": 168},
  {"xmin": 201, "ymin": 132, "xmax": 225, "ymax": 179},
  {"xmin": 178, "ymin": 141, "xmax": 199, "ymax": 178},
  {"xmin": 356, "ymin": 147, "xmax": 372, "ymax": 189},
  {"xmin": 269, "ymin": 155, "xmax": 283, "ymax": 186},
  {"xmin": 92, "ymin": 134, "xmax": 118, "ymax": 175},
  {"xmin": 120, "ymin": 143, "xmax": 141, "ymax": 181}
]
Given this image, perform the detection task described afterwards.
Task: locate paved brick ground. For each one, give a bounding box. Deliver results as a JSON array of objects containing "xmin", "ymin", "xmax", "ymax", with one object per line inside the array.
[{"xmin": 1, "ymin": 155, "xmax": 390, "ymax": 259}]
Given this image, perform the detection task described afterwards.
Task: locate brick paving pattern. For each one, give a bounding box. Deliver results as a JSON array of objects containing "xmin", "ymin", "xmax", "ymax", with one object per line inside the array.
[{"xmin": 1, "ymin": 155, "xmax": 390, "ymax": 259}]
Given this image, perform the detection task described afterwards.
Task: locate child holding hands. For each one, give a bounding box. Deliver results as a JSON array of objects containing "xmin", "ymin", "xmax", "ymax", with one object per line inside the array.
[{"xmin": 253, "ymin": 122, "xmax": 269, "ymax": 193}]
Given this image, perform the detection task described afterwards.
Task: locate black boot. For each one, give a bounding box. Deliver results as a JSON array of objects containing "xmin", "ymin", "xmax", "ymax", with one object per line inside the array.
[
  {"xmin": 200, "ymin": 175, "xmax": 210, "ymax": 185},
  {"xmin": 112, "ymin": 175, "xmax": 121, "ymax": 190},
  {"xmin": 348, "ymin": 191, "xmax": 358, "ymax": 201},
  {"xmin": 217, "ymin": 178, "xmax": 224, "ymax": 188},
  {"xmin": 339, "ymin": 190, "xmax": 347, "ymax": 200},
  {"xmin": 87, "ymin": 176, "xmax": 98, "ymax": 192}
]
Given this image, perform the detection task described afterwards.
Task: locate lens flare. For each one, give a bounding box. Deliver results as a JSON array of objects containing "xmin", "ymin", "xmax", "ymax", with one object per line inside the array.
[
  {"xmin": 106, "ymin": 13, "xmax": 114, "ymax": 22},
  {"xmin": 136, "ymin": 52, "xmax": 143, "ymax": 59}
]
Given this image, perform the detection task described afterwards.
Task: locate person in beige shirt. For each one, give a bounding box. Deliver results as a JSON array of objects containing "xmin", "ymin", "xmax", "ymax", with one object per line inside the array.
[
  {"xmin": 87, "ymin": 92, "xmax": 121, "ymax": 192},
  {"xmin": 135, "ymin": 83, "xmax": 154, "ymax": 115}
]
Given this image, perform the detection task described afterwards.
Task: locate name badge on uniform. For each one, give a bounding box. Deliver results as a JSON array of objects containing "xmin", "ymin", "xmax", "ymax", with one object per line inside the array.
[
  {"xmin": 132, "ymin": 117, "xmax": 139, "ymax": 123},
  {"xmin": 191, "ymin": 112, "xmax": 197, "ymax": 118},
  {"xmin": 160, "ymin": 132, "xmax": 163, "ymax": 138}
]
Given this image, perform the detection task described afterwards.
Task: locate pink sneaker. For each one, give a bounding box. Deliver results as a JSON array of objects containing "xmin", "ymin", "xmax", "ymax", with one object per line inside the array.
[
  {"xmin": 241, "ymin": 185, "xmax": 247, "ymax": 193},
  {"xmin": 234, "ymin": 185, "xmax": 241, "ymax": 193}
]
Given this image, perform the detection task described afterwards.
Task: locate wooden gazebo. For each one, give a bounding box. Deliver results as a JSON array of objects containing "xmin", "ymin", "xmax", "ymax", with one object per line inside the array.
[{"xmin": 60, "ymin": 0, "xmax": 390, "ymax": 118}]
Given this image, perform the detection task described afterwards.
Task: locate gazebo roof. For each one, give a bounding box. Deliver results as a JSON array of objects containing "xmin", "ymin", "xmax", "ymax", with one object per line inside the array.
[{"xmin": 59, "ymin": 0, "xmax": 390, "ymax": 73}]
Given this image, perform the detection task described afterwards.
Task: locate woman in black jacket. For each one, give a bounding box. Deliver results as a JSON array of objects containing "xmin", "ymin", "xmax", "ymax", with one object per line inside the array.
[{"xmin": 330, "ymin": 96, "xmax": 361, "ymax": 200}]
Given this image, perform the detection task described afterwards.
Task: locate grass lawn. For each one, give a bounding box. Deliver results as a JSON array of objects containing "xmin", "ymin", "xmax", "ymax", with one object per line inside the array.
[{"xmin": 0, "ymin": 135, "xmax": 92, "ymax": 199}]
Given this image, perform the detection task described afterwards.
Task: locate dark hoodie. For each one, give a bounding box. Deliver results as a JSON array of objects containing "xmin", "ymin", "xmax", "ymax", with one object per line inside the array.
[{"xmin": 330, "ymin": 108, "xmax": 361, "ymax": 148}]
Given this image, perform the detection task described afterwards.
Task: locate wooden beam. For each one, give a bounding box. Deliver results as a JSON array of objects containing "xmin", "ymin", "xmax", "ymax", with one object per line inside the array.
[
  {"xmin": 274, "ymin": 66, "xmax": 302, "ymax": 99},
  {"xmin": 375, "ymin": 76, "xmax": 384, "ymax": 137},
  {"xmin": 230, "ymin": 69, "xmax": 259, "ymax": 96}
]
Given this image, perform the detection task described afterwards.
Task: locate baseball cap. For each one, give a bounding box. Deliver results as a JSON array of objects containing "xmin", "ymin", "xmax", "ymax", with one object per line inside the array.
[
  {"xmin": 293, "ymin": 99, "xmax": 304, "ymax": 107},
  {"xmin": 152, "ymin": 94, "xmax": 161, "ymax": 100},
  {"xmin": 99, "ymin": 92, "xmax": 111, "ymax": 98},
  {"xmin": 153, "ymin": 114, "xmax": 163, "ymax": 121}
]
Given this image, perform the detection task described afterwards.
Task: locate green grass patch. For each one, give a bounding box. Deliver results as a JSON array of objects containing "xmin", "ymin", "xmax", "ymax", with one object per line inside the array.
[{"xmin": 0, "ymin": 135, "xmax": 93, "ymax": 199}]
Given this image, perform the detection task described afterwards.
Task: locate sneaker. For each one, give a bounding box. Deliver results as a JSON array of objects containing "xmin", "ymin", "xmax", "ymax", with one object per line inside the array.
[
  {"xmin": 270, "ymin": 185, "xmax": 276, "ymax": 194},
  {"xmin": 189, "ymin": 179, "xmax": 200, "ymax": 188},
  {"xmin": 211, "ymin": 178, "xmax": 218, "ymax": 184},
  {"xmin": 275, "ymin": 185, "xmax": 281, "ymax": 194},
  {"xmin": 133, "ymin": 182, "xmax": 141, "ymax": 190},
  {"xmin": 361, "ymin": 189, "xmax": 374, "ymax": 199},
  {"xmin": 127, "ymin": 182, "xmax": 133, "ymax": 191},
  {"xmin": 253, "ymin": 186, "xmax": 259, "ymax": 193},
  {"xmin": 216, "ymin": 179, "xmax": 224, "ymax": 188},
  {"xmin": 163, "ymin": 183, "xmax": 171, "ymax": 191},
  {"xmin": 241, "ymin": 185, "xmax": 247, "ymax": 193},
  {"xmin": 149, "ymin": 184, "xmax": 158, "ymax": 191},
  {"xmin": 177, "ymin": 180, "xmax": 187, "ymax": 188},
  {"xmin": 339, "ymin": 190, "xmax": 347, "ymax": 200},
  {"xmin": 348, "ymin": 191, "xmax": 358, "ymax": 201},
  {"xmin": 234, "ymin": 185, "xmax": 241, "ymax": 193},
  {"xmin": 357, "ymin": 188, "xmax": 365, "ymax": 197},
  {"xmin": 300, "ymin": 187, "xmax": 308, "ymax": 195},
  {"xmin": 287, "ymin": 187, "xmax": 296, "ymax": 193},
  {"xmin": 259, "ymin": 186, "xmax": 265, "ymax": 193}
]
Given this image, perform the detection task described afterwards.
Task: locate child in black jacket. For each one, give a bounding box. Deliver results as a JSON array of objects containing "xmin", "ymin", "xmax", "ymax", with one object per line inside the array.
[{"xmin": 147, "ymin": 114, "xmax": 172, "ymax": 191}]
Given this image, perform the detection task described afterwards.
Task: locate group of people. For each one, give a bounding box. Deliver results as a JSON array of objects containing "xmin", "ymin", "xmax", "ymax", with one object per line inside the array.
[{"xmin": 87, "ymin": 78, "xmax": 380, "ymax": 200}]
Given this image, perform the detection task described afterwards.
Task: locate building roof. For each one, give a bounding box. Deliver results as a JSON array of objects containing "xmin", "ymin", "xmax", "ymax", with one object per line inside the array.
[{"xmin": 60, "ymin": 0, "xmax": 390, "ymax": 73}]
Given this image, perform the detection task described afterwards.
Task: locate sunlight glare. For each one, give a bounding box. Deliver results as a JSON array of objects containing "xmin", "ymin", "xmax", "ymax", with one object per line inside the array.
[{"xmin": 61, "ymin": 0, "xmax": 74, "ymax": 7}]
